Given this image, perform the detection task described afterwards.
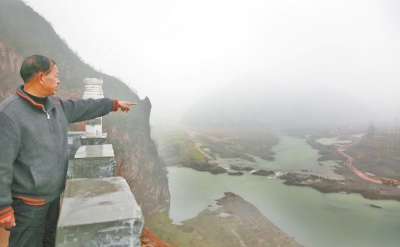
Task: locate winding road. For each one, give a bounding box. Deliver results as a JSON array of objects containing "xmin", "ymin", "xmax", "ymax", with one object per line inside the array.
[
  {"xmin": 337, "ymin": 142, "xmax": 383, "ymax": 184},
  {"xmin": 186, "ymin": 129, "xmax": 216, "ymax": 160}
]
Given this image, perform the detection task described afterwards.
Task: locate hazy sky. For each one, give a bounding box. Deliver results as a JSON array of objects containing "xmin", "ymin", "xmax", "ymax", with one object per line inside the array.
[{"xmin": 22, "ymin": 0, "xmax": 400, "ymax": 124}]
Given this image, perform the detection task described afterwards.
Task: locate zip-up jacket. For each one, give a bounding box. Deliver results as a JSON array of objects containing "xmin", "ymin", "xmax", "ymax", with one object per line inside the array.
[{"xmin": 0, "ymin": 85, "xmax": 119, "ymax": 219}]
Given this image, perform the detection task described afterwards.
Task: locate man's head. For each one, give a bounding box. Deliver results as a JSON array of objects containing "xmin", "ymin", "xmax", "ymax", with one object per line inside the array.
[
  {"xmin": 20, "ymin": 55, "xmax": 60, "ymax": 97},
  {"xmin": 20, "ymin": 55, "xmax": 55, "ymax": 83}
]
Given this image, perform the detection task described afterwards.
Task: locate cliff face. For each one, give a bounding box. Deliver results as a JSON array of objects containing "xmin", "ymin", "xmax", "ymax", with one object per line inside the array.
[
  {"xmin": 106, "ymin": 104, "xmax": 170, "ymax": 218},
  {"xmin": 0, "ymin": 0, "xmax": 170, "ymax": 219},
  {"xmin": 0, "ymin": 41, "xmax": 23, "ymax": 101}
]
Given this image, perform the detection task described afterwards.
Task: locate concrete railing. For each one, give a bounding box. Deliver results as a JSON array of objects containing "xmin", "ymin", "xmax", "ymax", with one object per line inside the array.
[{"xmin": 56, "ymin": 79, "xmax": 144, "ymax": 247}]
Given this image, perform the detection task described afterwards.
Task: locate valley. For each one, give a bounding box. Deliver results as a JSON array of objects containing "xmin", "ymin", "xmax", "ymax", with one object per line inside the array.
[
  {"xmin": 151, "ymin": 123, "xmax": 400, "ymax": 247},
  {"xmin": 155, "ymin": 124, "xmax": 400, "ymax": 202}
]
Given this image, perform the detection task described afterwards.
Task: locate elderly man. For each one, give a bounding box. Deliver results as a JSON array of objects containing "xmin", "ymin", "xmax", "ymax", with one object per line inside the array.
[{"xmin": 0, "ymin": 55, "xmax": 136, "ymax": 246}]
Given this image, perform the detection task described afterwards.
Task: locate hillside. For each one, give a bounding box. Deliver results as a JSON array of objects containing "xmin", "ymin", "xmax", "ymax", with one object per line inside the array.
[
  {"xmin": 0, "ymin": 0, "xmax": 169, "ymax": 218},
  {"xmin": 182, "ymin": 73, "xmax": 375, "ymax": 128}
]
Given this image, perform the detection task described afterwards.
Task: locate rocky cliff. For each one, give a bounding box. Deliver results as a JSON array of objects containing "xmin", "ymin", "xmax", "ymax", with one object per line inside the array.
[
  {"xmin": 0, "ymin": 0, "xmax": 170, "ymax": 219},
  {"xmin": 0, "ymin": 41, "xmax": 23, "ymax": 101}
]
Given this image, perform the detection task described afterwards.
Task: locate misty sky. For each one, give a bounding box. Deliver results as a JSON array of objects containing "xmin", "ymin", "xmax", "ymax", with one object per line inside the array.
[{"xmin": 22, "ymin": 0, "xmax": 400, "ymax": 124}]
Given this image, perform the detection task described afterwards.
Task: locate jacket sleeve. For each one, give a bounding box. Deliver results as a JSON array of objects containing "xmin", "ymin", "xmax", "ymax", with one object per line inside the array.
[
  {"xmin": 0, "ymin": 113, "xmax": 18, "ymax": 219},
  {"xmin": 61, "ymin": 98, "xmax": 118, "ymax": 124}
]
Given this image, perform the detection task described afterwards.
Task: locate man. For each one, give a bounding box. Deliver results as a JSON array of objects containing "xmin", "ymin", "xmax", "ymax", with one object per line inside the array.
[{"xmin": 0, "ymin": 55, "xmax": 136, "ymax": 246}]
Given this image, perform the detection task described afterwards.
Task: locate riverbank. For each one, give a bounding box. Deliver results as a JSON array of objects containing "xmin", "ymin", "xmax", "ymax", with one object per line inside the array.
[
  {"xmin": 146, "ymin": 192, "xmax": 302, "ymax": 247},
  {"xmin": 279, "ymin": 171, "xmax": 400, "ymax": 201},
  {"xmin": 207, "ymin": 127, "xmax": 400, "ymax": 202},
  {"xmin": 155, "ymin": 124, "xmax": 400, "ymax": 201},
  {"xmin": 280, "ymin": 129, "xmax": 400, "ymax": 202},
  {"xmin": 156, "ymin": 125, "xmax": 400, "ymax": 247}
]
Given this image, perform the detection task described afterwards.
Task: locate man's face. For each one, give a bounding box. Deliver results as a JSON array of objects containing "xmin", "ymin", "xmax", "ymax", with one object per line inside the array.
[{"xmin": 41, "ymin": 65, "xmax": 60, "ymax": 96}]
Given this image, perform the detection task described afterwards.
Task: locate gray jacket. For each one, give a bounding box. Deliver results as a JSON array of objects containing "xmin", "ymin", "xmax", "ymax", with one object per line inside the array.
[{"xmin": 0, "ymin": 85, "xmax": 118, "ymax": 218}]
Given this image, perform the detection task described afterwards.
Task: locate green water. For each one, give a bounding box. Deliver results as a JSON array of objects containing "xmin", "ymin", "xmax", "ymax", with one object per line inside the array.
[{"xmin": 167, "ymin": 134, "xmax": 400, "ymax": 247}]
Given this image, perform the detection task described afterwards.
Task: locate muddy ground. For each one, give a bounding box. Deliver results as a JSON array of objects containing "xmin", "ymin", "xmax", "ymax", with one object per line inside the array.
[
  {"xmin": 202, "ymin": 125, "xmax": 400, "ymax": 202},
  {"xmin": 281, "ymin": 130, "xmax": 400, "ymax": 202}
]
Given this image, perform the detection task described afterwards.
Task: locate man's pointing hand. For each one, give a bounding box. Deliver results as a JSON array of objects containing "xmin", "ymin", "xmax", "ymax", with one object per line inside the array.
[{"xmin": 118, "ymin": 101, "xmax": 137, "ymax": 113}]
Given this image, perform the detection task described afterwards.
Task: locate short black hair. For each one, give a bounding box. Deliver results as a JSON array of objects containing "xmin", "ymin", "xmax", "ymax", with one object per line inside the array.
[{"xmin": 20, "ymin": 55, "xmax": 56, "ymax": 83}]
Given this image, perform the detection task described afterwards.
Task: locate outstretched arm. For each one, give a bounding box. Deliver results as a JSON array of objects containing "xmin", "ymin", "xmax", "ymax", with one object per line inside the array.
[{"xmin": 62, "ymin": 98, "xmax": 137, "ymax": 123}]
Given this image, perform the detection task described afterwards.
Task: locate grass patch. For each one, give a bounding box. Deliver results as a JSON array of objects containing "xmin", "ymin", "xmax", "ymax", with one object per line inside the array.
[
  {"xmin": 145, "ymin": 212, "xmax": 216, "ymax": 247},
  {"xmin": 191, "ymin": 127, "xmax": 279, "ymax": 161},
  {"xmin": 154, "ymin": 127, "xmax": 208, "ymax": 167}
]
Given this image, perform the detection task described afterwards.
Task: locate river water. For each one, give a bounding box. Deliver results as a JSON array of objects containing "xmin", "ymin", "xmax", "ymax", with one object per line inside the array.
[{"xmin": 167, "ymin": 133, "xmax": 400, "ymax": 247}]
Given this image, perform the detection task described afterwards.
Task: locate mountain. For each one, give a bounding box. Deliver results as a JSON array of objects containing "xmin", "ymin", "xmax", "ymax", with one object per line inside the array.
[
  {"xmin": 182, "ymin": 73, "xmax": 375, "ymax": 128},
  {"xmin": 0, "ymin": 0, "xmax": 169, "ymax": 218}
]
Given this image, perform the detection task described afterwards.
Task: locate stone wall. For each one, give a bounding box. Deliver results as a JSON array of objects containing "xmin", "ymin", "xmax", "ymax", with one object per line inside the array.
[{"xmin": 57, "ymin": 79, "xmax": 144, "ymax": 247}]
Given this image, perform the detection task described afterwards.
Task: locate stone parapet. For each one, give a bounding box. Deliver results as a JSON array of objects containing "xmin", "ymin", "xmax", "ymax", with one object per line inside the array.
[
  {"xmin": 69, "ymin": 144, "xmax": 116, "ymax": 179},
  {"xmin": 67, "ymin": 131, "xmax": 85, "ymax": 158},
  {"xmin": 81, "ymin": 133, "xmax": 108, "ymax": 145},
  {"xmin": 59, "ymin": 79, "xmax": 144, "ymax": 246},
  {"xmin": 57, "ymin": 177, "xmax": 144, "ymax": 247}
]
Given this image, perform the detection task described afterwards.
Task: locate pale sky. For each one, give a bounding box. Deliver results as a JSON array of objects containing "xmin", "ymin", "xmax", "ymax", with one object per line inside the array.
[{"xmin": 22, "ymin": 0, "xmax": 400, "ymax": 124}]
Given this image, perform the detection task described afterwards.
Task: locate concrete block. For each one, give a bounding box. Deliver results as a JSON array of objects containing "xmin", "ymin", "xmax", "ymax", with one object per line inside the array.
[
  {"xmin": 70, "ymin": 145, "xmax": 116, "ymax": 179},
  {"xmin": 57, "ymin": 177, "xmax": 144, "ymax": 247},
  {"xmin": 81, "ymin": 133, "xmax": 108, "ymax": 145}
]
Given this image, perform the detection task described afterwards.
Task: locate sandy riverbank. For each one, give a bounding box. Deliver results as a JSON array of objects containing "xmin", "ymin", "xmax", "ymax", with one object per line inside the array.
[{"xmin": 280, "ymin": 135, "xmax": 400, "ymax": 202}]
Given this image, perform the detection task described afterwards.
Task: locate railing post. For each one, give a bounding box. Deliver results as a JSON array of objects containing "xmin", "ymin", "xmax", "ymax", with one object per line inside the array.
[{"xmin": 83, "ymin": 78, "xmax": 104, "ymax": 137}]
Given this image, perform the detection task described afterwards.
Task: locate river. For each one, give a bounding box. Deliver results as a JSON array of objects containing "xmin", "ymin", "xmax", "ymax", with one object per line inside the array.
[{"xmin": 167, "ymin": 133, "xmax": 400, "ymax": 247}]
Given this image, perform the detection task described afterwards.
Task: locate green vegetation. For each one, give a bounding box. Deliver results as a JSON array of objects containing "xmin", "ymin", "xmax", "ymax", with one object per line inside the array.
[
  {"xmin": 197, "ymin": 136, "xmax": 257, "ymax": 162},
  {"xmin": 155, "ymin": 128, "xmax": 208, "ymax": 167},
  {"xmin": 345, "ymin": 122, "xmax": 400, "ymax": 181},
  {"xmin": 364, "ymin": 121, "xmax": 400, "ymax": 158},
  {"xmin": 155, "ymin": 126, "xmax": 278, "ymax": 165},
  {"xmin": 145, "ymin": 212, "xmax": 217, "ymax": 247},
  {"xmin": 153, "ymin": 125, "xmax": 279, "ymax": 175},
  {"xmin": 189, "ymin": 127, "xmax": 278, "ymax": 161}
]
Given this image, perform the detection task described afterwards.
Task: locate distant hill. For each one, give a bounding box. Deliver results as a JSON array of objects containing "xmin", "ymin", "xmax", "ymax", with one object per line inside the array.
[
  {"xmin": 0, "ymin": 0, "xmax": 169, "ymax": 218},
  {"xmin": 182, "ymin": 74, "xmax": 375, "ymax": 128}
]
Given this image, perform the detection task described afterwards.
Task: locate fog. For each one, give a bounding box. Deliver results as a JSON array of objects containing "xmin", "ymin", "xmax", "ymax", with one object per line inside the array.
[{"xmin": 23, "ymin": 0, "xmax": 400, "ymax": 125}]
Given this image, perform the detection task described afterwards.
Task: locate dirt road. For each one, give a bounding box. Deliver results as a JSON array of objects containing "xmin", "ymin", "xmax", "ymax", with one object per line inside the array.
[
  {"xmin": 195, "ymin": 143, "xmax": 215, "ymax": 160},
  {"xmin": 337, "ymin": 143, "xmax": 383, "ymax": 184},
  {"xmin": 185, "ymin": 129, "xmax": 216, "ymax": 160}
]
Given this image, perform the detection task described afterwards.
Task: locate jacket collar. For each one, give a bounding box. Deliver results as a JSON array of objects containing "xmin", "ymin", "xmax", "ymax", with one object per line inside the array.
[{"xmin": 15, "ymin": 85, "xmax": 58, "ymax": 110}]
